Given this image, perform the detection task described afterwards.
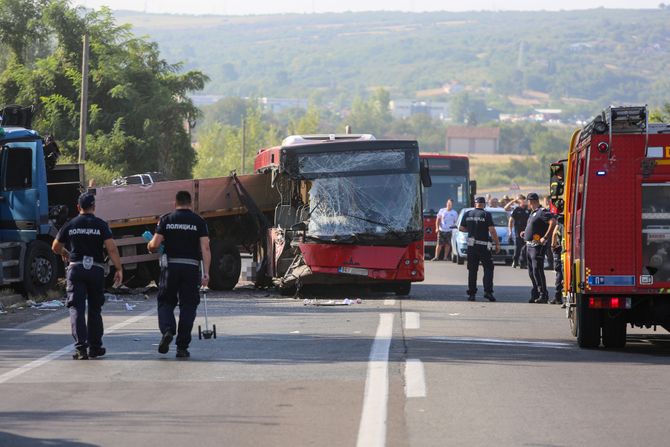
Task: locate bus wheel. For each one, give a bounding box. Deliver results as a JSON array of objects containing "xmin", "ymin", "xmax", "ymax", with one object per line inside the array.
[
  {"xmin": 602, "ymin": 313, "xmax": 627, "ymax": 349},
  {"xmin": 209, "ymin": 240, "xmax": 241, "ymax": 291},
  {"xmin": 21, "ymin": 240, "xmax": 58, "ymax": 297},
  {"xmin": 576, "ymin": 295, "xmax": 600, "ymax": 348},
  {"xmin": 394, "ymin": 281, "xmax": 411, "ymax": 296}
]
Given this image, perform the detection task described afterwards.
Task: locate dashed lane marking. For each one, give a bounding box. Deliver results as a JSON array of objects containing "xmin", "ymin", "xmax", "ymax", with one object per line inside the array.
[
  {"xmin": 404, "ymin": 359, "xmax": 426, "ymax": 398},
  {"xmin": 0, "ymin": 309, "xmax": 155, "ymax": 384},
  {"xmin": 405, "ymin": 312, "xmax": 420, "ymax": 330},
  {"xmin": 383, "ymin": 299, "xmax": 396, "ymax": 306},
  {"xmin": 356, "ymin": 313, "xmax": 394, "ymax": 447}
]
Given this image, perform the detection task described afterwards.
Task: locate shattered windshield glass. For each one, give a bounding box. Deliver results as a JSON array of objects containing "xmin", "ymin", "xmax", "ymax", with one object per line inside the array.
[{"xmin": 307, "ymin": 173, "xmax": 423, "ymax": 240}]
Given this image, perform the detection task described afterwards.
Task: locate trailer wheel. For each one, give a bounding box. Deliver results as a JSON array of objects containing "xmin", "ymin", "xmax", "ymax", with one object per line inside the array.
[
  {"xmin": 22, "ymin": 240, "xmax": 58, "ymax": 297},
  {"xmin": 394, "ymin": 281, "xmax": 411, "ymax": 296},
  {"xmin": 602, "ymin": 313, "xmax": 627, "ymax": 349},
  {"xmin": 209, "ymin": 239, "xmax": 241, "ymax": 291},
  {"xmin": 576, "ymin": 295, "xmax": 600, "ymax": 348}
]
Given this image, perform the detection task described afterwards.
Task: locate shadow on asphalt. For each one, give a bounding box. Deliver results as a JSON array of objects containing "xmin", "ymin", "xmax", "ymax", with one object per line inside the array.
[{"xmin": 0, "ymin": 431, "xmax": 97, "ymax": 447}]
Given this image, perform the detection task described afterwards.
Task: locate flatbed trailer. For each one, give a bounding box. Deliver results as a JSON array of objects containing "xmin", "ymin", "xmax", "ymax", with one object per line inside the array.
[{"xmin": 91, "ymin": 173, "xmax": 278, "ymax": 290}]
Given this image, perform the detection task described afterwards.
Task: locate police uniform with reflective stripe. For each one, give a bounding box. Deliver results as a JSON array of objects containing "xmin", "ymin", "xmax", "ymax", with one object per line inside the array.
[
  {"xmin": 524, "ymin": 207, "xmax": 553, "ymax": 301},
  {"xmin": 56, "ymin": 214, "xmax": 113, "ymax": 352},
  {"xmin": 462, "ymin": 208, "xmax": 495, "ymax": 297},
  {"xmin": 155, "ymin": 209, "xmax": 209, "ymax": 350}
]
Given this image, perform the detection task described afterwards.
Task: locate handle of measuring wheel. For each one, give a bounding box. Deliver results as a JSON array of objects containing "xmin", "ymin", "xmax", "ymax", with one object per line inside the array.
[{"xmin": 199, "ymin": 261, "xmax": 209, "ymax": 293}]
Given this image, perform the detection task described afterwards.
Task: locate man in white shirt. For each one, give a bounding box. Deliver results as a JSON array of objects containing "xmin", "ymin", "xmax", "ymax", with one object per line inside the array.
[{"xmin": 433, "ymin": 198, "xmax": 459, "ymax": 261}]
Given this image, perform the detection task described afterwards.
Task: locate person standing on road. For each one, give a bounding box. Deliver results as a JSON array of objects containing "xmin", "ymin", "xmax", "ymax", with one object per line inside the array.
[
  {"xmin": 52, "ymin": 193, "xmax": 123, "ymax": 360},
  {"xmin": 521, "ymin": 192, "xmax": 557, "ymax": 303},
  {"xmin": 551, "ymin": 216, "xmax": 564, "ymax": 306},
  {"xmin": 459, "ymin": 197, "xmax": 500, "ymax": 302},
  {"xmin": 433, "ymin": 198, "xmax": 459, "ymax": 261},
  {"xmin": 507, "ymin": 194, "xmax": 530, "ymax": 269},
  {"xmin": 147, "ymin": 191, "xmax": 211, "ymax": 359}
]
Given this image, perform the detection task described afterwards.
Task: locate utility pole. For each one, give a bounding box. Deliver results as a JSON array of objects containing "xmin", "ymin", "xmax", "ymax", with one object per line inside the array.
[
  {"xmin": 78, "ymin": 34, "xmax": 90, "ymax": 163},
  {"xmin": 241, "ymin": 117, "xmax": 246, "ymax": 174}
]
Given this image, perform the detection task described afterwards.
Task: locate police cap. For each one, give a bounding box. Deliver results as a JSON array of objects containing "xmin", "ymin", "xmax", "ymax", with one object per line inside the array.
[
  {"xmin": 474, "ymin": 196, "xmax": 486, "ymax": 204},
  {"xmin": 78, "ymin": 192, "xmax": 96, "ymax": 209},
  {"xmin": 527, "ymin": 192, "xmax": 540, "ymax": 201}
]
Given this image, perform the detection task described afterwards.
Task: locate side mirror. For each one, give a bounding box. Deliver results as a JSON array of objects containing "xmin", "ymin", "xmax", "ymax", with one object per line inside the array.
[
  {"xmin": 290, "ymin": 221, "xmax": 307, "ymax": 231},
  {"xmin": 469, "ymin": 180, "xmax": 477, "ymax": 196},
  {"xmin": 420, "ymin": 159, "xmax": 432, "ymax": 187},
  {"xmin": 549, "ymin": 162, "xmax": 565, "ymax": 202}
]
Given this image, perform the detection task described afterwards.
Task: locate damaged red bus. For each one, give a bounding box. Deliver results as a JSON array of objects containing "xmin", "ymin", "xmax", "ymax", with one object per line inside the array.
[{"xmin": 254, "ymin": 135, "xmax": 431, "ymax": 296}]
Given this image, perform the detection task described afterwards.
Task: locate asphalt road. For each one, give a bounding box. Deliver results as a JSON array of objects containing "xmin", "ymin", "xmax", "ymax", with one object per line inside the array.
[{"xmin": 1, "ymin": 262, "xmax": 669, "ymax": 447}]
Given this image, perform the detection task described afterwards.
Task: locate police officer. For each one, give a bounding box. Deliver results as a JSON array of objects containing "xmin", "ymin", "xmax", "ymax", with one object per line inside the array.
[
  {"xmin": 52, "ymin": 193, "xmax": 123, "ymax": 360},
  {"xmin": 147, "ymin": 191, "xmax": 211, "ymax": 359},
  {"xmin": 521, "ymin": 192, "xmax": 557, "ymax": 303},
  {"xmin": 506, "ymin": 194, "xmax": 530, "ymax": 268},
  {"xmin": 459, "ymin": 197, "xmax": 500, "ymax": 302}
]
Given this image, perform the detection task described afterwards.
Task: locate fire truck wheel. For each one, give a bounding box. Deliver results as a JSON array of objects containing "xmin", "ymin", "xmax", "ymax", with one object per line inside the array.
[
  {"xmin": 576, "ymin": 296, "xmax": 601, "ymax": 348},
  {"xmin": 21, "ymin": 240, "xmax": 58, "ymax": 297},
  {"xmin": 394, "ymin": 281, "xmax": 411, "ymax": 296},
  {"xmin": 208, "ymin": 239, "xmax": 241, "ymax": 291},
  {"xmin": 602, "ymin": 313, "xmax": 627, "ymax": 349}
]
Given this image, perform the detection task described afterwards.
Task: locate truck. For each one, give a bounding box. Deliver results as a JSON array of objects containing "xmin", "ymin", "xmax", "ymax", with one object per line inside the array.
[
  {"xmin": 420, "ymin": 153, "xmax": 475, "ymax": 258},
  {"xmin": 254, "ymin": 134, "xmax": 432, "ymax": 296},
  {"xmin": 0, "ymin": 106, "xmax": 83, "ymax": 295},
  {"xmin": 0, "ymin": 104, "xmax": 279, "ymax": 295},
  {"xmin": 550, "ymin": 105, "xmax": 670, "ymax": 348}
]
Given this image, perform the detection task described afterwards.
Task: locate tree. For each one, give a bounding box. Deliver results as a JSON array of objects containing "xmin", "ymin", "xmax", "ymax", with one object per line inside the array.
[{"xmin": 0, "ymin": 1, "xmax": 208, "ymax": 181}]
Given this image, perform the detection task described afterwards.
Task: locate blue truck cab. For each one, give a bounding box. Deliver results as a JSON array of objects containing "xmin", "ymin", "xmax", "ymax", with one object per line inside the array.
[{"xmin": 0, "ymin": 105, "xmax": 83, "ymax": 296}]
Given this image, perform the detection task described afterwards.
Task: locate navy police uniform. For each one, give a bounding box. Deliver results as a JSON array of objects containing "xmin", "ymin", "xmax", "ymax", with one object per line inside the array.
[
  {"xmin": 56, "ymin": 200, "xmax": 113, "ymax": 354},
  {"xmin": 462, "ymin": 205, "xmax": 495, "ymax": 300},
  {"xmin": 156, "ymin": 209, "xmax": 208, "ymax": 351},
  {"xmin": 524, "ymin": 197, "xmax": 555, "ymax": 303},
  {"xmin": 510, "ymin": 205, "xmax": 530, "ymax": 267}
]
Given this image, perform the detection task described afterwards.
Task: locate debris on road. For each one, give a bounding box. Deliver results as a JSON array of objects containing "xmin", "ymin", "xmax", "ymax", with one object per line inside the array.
[
  {"xmin": 32, "ymin": 300, "xmax": 65, "ymax": 310},
  {"xmin": 303, "ymin": 298, "xmax": 363, "ymax": 306}
]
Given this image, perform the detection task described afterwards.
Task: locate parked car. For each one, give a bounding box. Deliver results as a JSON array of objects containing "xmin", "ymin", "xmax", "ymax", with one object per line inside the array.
[
  {"xmin": 112, "ymin": 172, "xmax": 164, "ymax": 186},
  {"xmin": 450, "ymin": 207, "xmax": 515, "ymax": 265}
]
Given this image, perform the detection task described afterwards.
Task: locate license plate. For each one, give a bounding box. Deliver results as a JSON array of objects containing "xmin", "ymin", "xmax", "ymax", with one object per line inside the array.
[{"xmin": 338, "ymin": 266, "xmax": 369, "ymax": 276}]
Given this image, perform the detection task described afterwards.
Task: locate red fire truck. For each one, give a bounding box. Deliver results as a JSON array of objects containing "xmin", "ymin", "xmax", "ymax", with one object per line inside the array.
[
  {"xmin": 550, "ymin": 105, "xmax": 670, "ymax": 348},
  {"xmin": 420, "ymin": 154, "xmax": 475, "ymax": 257},
  {"xmin": 254, "ymin": 135, "xmax": 431, "ymax": 296}
]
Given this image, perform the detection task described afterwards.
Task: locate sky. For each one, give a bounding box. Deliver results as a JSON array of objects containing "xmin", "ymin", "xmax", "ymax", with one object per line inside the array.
[{"xmin": 73, "ymin": 0, "xmax": 665, "ymax": 15}]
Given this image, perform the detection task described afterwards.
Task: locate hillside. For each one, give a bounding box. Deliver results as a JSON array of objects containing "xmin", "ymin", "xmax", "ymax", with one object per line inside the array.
[{"xmin": 116, "ymin": 9, "xmax": 670, "ymax": 113}]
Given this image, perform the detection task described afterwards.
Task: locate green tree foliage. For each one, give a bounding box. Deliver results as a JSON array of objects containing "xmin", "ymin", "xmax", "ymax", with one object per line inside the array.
[{"xmin": 0, "ymin": 0, "xmax": 207, "ymax": 182}]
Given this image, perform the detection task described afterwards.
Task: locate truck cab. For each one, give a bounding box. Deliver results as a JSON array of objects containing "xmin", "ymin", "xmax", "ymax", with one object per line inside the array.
[{"xmin": 0, "ymin": 105, "xmax": 82, "ymax": 296}]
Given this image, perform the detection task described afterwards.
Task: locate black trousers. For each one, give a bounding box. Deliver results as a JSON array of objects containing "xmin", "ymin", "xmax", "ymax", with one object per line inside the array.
[
  {"xmin": 66, "ymin": 264, "xmax": 105, "ymax": 351},
  {"xmin": 513, "ymin": 235, "xmax": 527, "ymax": 265},
  {"xmin": 467, "ymin": 245, "xmax": 494, "ymax": 296},
  {"xmin": 527, "ymin": 244, "xmax": 549, "ymax": 300},
  {"xmin": 553, "ymin": 249, "xmax": 563, "ymax": 299},
  {"xmin": 157, "ymin": 263, "xmax": 201, "ymax": 349}
]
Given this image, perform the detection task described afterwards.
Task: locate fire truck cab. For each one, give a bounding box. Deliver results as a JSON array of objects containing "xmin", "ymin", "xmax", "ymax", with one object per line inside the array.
[{"xmin": 551, "ymin": 105, "xmax": 670, "ymax": 348}]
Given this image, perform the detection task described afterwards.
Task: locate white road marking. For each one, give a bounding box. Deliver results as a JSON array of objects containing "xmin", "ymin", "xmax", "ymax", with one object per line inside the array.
[
  {"xmin": 356, "ymin": 313, "xmax": 394, "ymax": 447},
  {"xmin": 0, "ymin": 309, "xmax": 154, "ymax": 384},
  {"xmin": 383, "ymin": 299, "xmax": 396, "ymax": 306},
  {"xmin": 404, "ymin": 359, "xmax": 426, "ymax": 398},
  {"xmin": 422, "ymin": 336, "xmax": 571, "ymax": 349},
  {"xmin": 0, "ymin": 328, "xmax": 30, "ymax": 332},
  {"xmin": 405, "ymin": 312, "xmax": 420, "ymax": 330}
]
